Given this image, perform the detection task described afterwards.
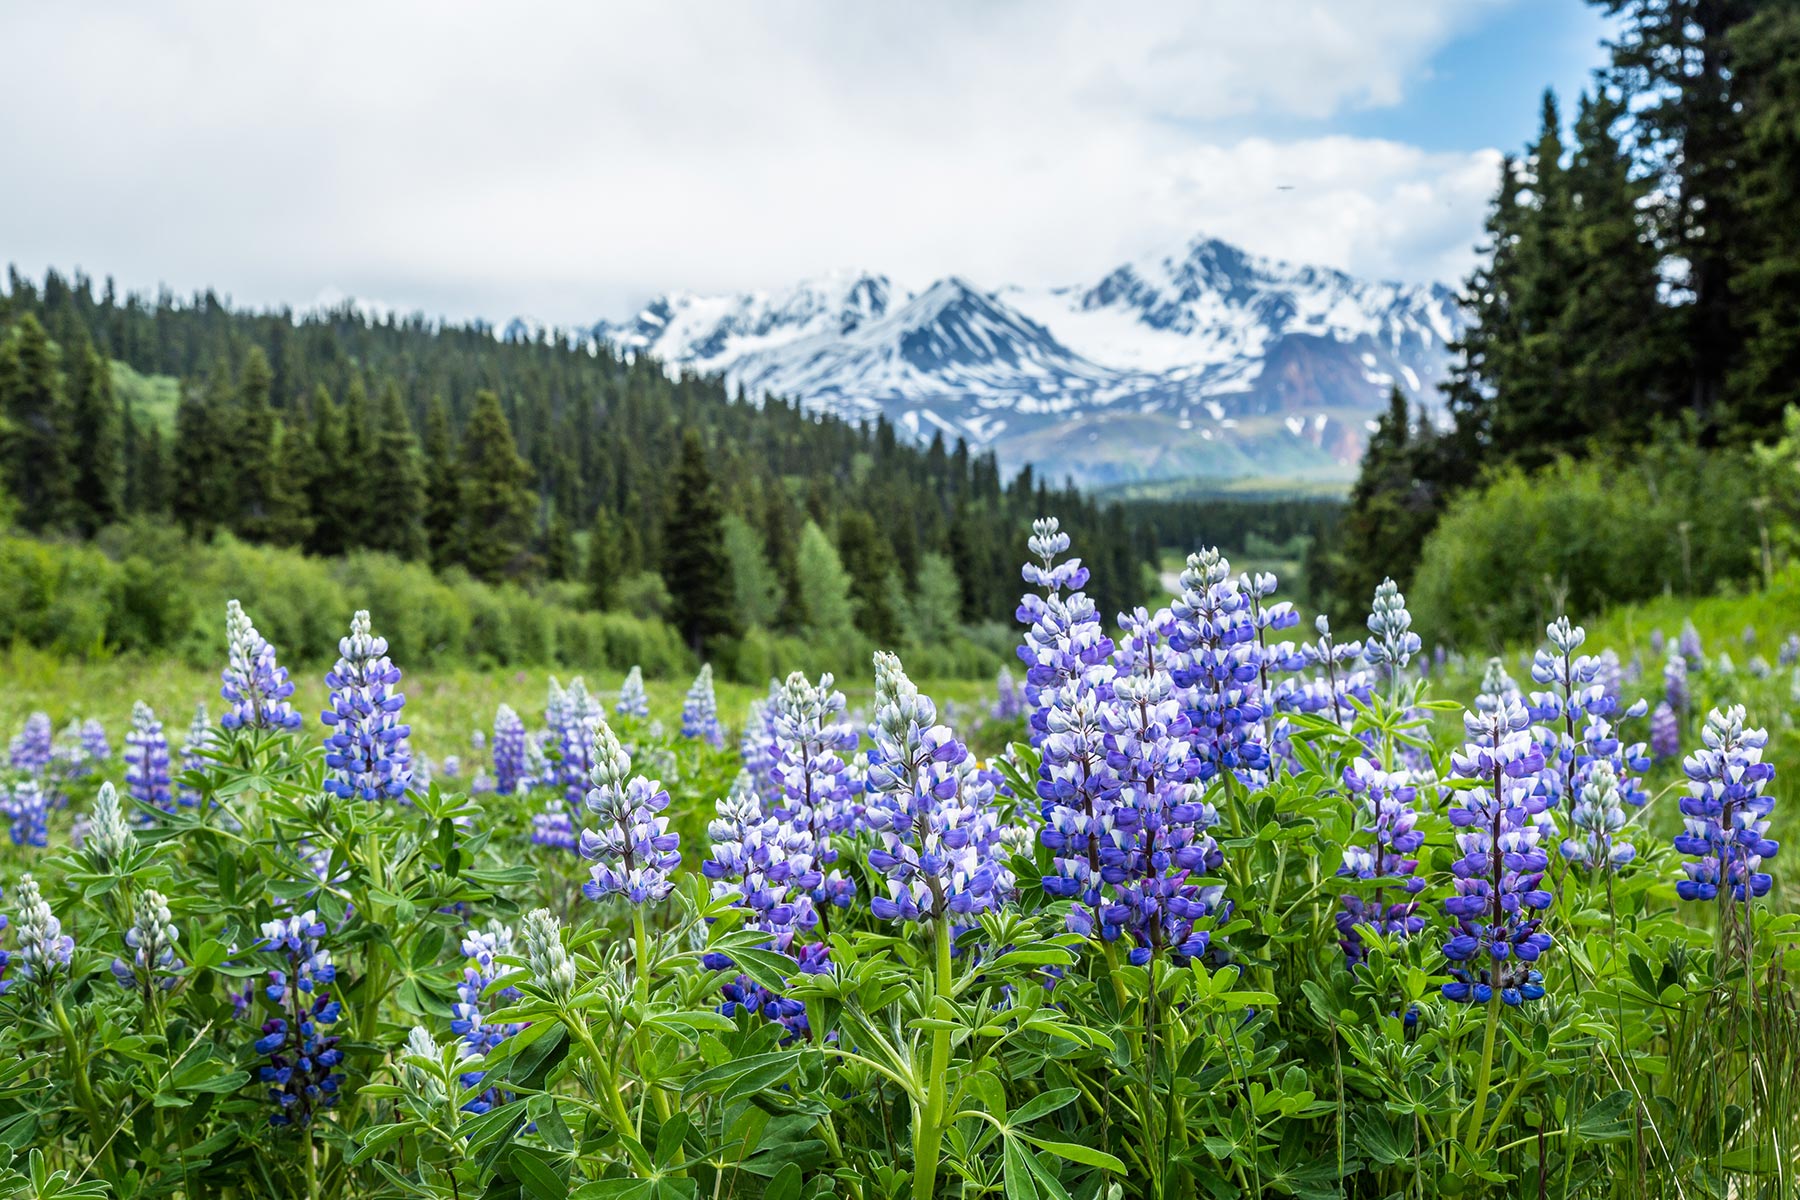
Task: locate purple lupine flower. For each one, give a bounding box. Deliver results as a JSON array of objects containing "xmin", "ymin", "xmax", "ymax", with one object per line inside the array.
[
  {"xmin": 1016, "ymin": 518, "xmax": 1116, "ymax": 747},
  {"xmin": 740, "ymin": 681, "xmax": 784, "ymax": 804},
  {"xmin": 8, "ymin": 713, "xmax": 52, "ymax": 775},
  {"xmin": 703, "ymin": 772, "xmax": 819, "ymax": 950},
  {"xmin": 81, "ymin": 718, "xmax": 110, "ymax": 765},
  {"xmin": 1036, "ymin": 683, "xmax": 1118, "ymax": 937},
  {"xmin": 552, "ymin": 677, "xmax": 604, "ymax": 805},
  {"xmin": 578, "ymin": 717, "xmax": 681, "ymax": 904},
  {"xmin": 770, "ymin": 672, "xmax": 860, "ymax": 916},
  {"xmin": 529, "ymin": 800, "xmax": 578, "ymax": 852},
  {"xmin": 864, "ymin": 652, "xmax": 1013, "ymax": 924},
  {"xmin": 254, "ymin": 911, "xmax": 344, "ymax": 1128},
  {"xmin": 50, "ymin": 718, "xmax": 105, "ymax": 784},
  {"xmin": 110, "ymin": 888, "xmax": 183, "ymax": 995},
  {"xmin": 681, "ymin": 664, "xmax": 724, "ymax": 747},
  {"xmin": 1663, "ymin": 654, "xmax": 1688, "ymax": 714},
  {"xmin": 1441, "ymin": 698, "xmax": 1554, "ymax": 1006},
  {"xmin": 179, "ymin": 704, "xmax": 215, "ymax": 806},
  {"xmin": 1336, "ymin": 757, "xmax": 1426, "ymax": 968},
  {"xmin": 1674, "ymin": 705, "xmax": 1777, "ymax": 903},
  {"xmin": 1560, "ymin": 761, "xmax": 1636, "ymax": 873},
  {"xmin": 1277, "ymin": 614, "xmax": 1371, "ymax": 728},
  {"xmin": 321, "ymin": 611, "xmax": 413, "ymax": 802},
  {"xmin": 1169, "ymin": 548, "xmax": 1267, "ymax": 778},
  {"xmin": 718, "ymin": 939, "xmax": 829, "ymax": 1045},
  {"xmin": 1100, "ymin": 655, "xmax": 1223, "ymax": 965},
  {"xmin": 13, "ymin": 874, "xmax": 74, "ymax": 992},
  {"xmin": 1595, "ymin": 650, "xmax": 1623, "ymax": 707},
  {"xmin": 492, "ymin": 704, "xmax": 528, "ymax": 796},
  {"xmin": 1779, "ymin": 633, "xmax": 1799, "ymax": 668},
  {"xmin": 125, "ymin": 701, "xmax": 174, "ymax": 813},
  {"xmin": 990, "ymin": 668, "xmax": 1027, "ymax": 722},
  {"xmin": 1527, "ymin": 618, "xmax": 1650, "ymax": 821},
  {"xmin": 1649, "ymin": 628, "xmax": 1665, "ymax": 656},
  {"xmin": 3, "ymin": 782, "xmax": 50, "ymax": 848},
  {"xmin": 1678, "ymin": 621, "xmax": 1704, "ymax": 668},
  {"xmin": 449, "ymin": 923, "xmax": 525, "ymax": 1113},
  {"xmin": 1363, "ymin": 578, "xmax": 1422, "ymax": 675},
  {"xmin": 617, "ymin": 666, "xmax": 650, "ymax": 719},
  {"xmin": 220, "ymin": 600, "xmax": 302, "ymax": 732}
]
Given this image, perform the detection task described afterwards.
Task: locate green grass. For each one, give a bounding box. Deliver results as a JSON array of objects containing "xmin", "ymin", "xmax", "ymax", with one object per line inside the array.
[{"xmin": 0, "ymin": 642, "xmax": 1001, "ymax": 765}]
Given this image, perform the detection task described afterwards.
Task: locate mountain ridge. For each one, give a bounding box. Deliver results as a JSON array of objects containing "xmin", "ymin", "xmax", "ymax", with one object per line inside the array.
[{"xmin": 593, "ymin": 234, "xmax": 1463, "ymax": 489}]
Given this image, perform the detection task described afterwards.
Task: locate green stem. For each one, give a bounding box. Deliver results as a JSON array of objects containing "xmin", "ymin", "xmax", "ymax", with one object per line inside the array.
[
  {"xmin": 912, "ymin": 919, "xmax": 954, "ymax": 1200},
  {"xmin": 571, "ymin": 1016, "xmax": 652, "ymax": 1174},
  {"xmin": 53, "ymin": 999, "xmax": 118, "ymax": 1180},
  {"xmin": 630, "ymin": 910, "xmax": 675, "ymax": 1127},
  {"xmin": 1463, "ymin": 993, "xmax": 1502, "ymax": 1157}
]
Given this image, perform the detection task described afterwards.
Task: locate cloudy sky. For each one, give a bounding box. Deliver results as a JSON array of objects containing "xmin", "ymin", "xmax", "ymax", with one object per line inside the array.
[{"xmin": 3, "ymin": 1, "xmax": 1612, "ymax": 324}]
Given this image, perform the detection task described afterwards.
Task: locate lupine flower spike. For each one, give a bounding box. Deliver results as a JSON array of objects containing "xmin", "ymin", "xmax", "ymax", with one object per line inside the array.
[
  {"xmin": 681, "ymin": 664, "xmax": 724, "ymax": 747},
  {"xmin": 125, "ymin": 701, "xmax": 174, "ymax": 813},
  {"xmin": 617, "ymin": 666, "xmax": 650, "ymax": 719},
  {"xmin": 14, "ymin": 875, "xmax": 75, "ymax": 995},
  {"xmin": 221, "ymin": 600, "xmax": 302, "ymax": 732},
  {"xmin": 579, "ymin": 717, "xmax": 681, "ymax": 903},
  {"xmin": 254, "ymin": 912, "xmax": 344, "ymax": 1127},
  {"xmin": 321, "ymin": 611, "xmax": 413, "ymax": 801},
  {"xmin": 111, "ymin": 888, "xmax": 183, "ymax": 995},
  {"xmin": 1675, "ymin": 706, "xmax": 1777, "ymax": 903}
]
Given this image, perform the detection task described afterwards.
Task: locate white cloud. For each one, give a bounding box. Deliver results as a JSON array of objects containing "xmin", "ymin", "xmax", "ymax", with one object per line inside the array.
[{"xmin": 0, "ymin": 0, "xmax": 1509, "ymax": 321}]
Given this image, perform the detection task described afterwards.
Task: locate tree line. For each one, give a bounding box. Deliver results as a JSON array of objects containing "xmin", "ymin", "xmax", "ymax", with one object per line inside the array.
[
  {"xmin": 0, "ymin": 274, "xmax": 1151, "ymax": 656},
  {"xmin": 1317, "ymin": 0, "xmax": 1800, "ymax": 621}
]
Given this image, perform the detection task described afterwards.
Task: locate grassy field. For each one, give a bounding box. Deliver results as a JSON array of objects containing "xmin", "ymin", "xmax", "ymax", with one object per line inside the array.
[{"xmin": 0, "ymin": 641, "xmax": 1003, "ymax": 766}]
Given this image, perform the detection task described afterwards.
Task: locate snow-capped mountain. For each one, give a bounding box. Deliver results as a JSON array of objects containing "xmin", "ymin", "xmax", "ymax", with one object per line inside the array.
[{"xmin": 593, "ymin": 236, "xmax": 1463, "ymax": 490}]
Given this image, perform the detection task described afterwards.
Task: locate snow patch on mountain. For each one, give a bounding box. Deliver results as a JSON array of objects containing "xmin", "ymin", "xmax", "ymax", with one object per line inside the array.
[{"xmin": 592, "ymin": 234, "xmax": 1463, "ymax": 489}]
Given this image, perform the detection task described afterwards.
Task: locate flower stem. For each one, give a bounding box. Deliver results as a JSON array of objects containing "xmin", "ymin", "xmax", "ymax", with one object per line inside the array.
[
  {"xmin": 912, "ymin": 919, "xmax": 954, "ymax": 1200},
  {"xmin": 1463, "ymin": 993, "xmax": 1502, "ymax": 1157}
]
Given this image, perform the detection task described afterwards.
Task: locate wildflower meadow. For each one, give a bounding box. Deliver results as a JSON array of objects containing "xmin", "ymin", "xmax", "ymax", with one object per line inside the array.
[{"xmin": 0, "ymin": 516, "xmax": 1793, "ymax": 1200}]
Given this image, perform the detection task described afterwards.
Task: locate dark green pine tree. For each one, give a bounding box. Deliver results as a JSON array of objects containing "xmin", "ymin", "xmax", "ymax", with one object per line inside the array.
[
  {"xmin": 1326, "ymin": 387, "xmax": 1448, "ymax": 619},
  {"xmin": 66, "ymin": 339, "xmax": 123, "ymax": 534},
  {"xmin": 0, "ymin": 313, "xmax": 73, "ymax": 531},
  {"xmin": 543, "ymin": 511, "xmax": 574, "ymax": 581},
  {"xmin": 171, "ymin": 366, "xmax": 238, "ymax": 538},
  {"xmin": 662, "ymin": 428, "xmax": 738, "ymax": 652},
  {"xmin": 362, "ymin": 381, "xmax": 428, "ymax": 561},
  {"xmin": 1727, "ymin": 5, "xmax": 1800, "ymax": 435},
  {"xmin": 587, "ymin": 506, "xmax": 621, "ymax": 609},
  {"xmin": 305, "ymin": 385, "xmax": 353, "ymax": 557},
  {"xmin": 453, "ymin": 390, "xmax": 537, "ymax": 583},
  {"xmin": 421, "ymin": 395, "xmax": 461, "ymax": 570},
  {"xmin": 1590, "ymin": 0, "xmax": 1757, "ymax": 429},
  {"xmin": 232, "ymin": 347, "xmax": 283, "ymax": 542},
  {"xmin": 836, "ymin": 508, "xmax": 902, "ymax": 645},
  {"xmin": 1557, "ymin": 88, "xmax": 1674, "ymax": 440},
  {"xmin": 339, "ymin": 378, "xmax": 376, "ymax": 549},
  {"xmin": 761, "ymin": 484, "xmax": 804, "ymax": 630}
]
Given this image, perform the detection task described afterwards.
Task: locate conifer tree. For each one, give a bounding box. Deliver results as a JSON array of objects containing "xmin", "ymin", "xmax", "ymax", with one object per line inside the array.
[
  {"xmin": 587, "ymin": 506, "xmax": 620, "ymax": 609},
  {"xmin": 422, "ymin": 395, "xmax": 460, "ymax": 569},
  {"xmin": 137, "ymin": 423, "xmax": 170, "ymax": 517},
  {"xmin": 836, "ymin": 508, "xmax": 901, "ymax": 645},
  {"xmin": 454, "ymin": 389, "xmax": 536, "ymax": 582},
  {"xmin": 67, "ymin": 340, "xmax": 123, "ymax": 534},
  {"xmin": 171, "ymin": 366, "xmax": 237, "ymax": 538},
  {"xmin": 363, "ymin": 381, "xmax": 428, "ymax": 560},
  {"xmin": 305, "ymin": 385, "xmax": 353, "ymax": 557},
  {"xmin": 543, "ymin": 511, "xmax": 574, "ymax": 581},
  {"xmin": 339, "ymin": 378, "xmax": 375, "ymax": 548},
  {"xmin": 761, "ymin": 484, "xmax": 804, "ymax": 629},
  {"xmin": 232, "ymin": 347, "xmax": 283, "ymax": 542},
  {"xmin": 662, "ymin": 427, "xmax": 737, "ymax": 652},
  {"xmin": 0, "ymin": 313, "xmax": 72, "ymax": 531}
]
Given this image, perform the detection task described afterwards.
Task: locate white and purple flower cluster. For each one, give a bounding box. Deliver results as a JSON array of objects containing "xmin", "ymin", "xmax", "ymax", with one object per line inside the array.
[
  {"xmin": 124, "ymin": 701, "xmax": 175, "ymax": 813},
  {"xmin": 579, "ymin": 717, "xmax": 681, "ymax": 904},
  {"xmin": 1675, "ymin": 705, "xmax": 1778, "ymax": 903},
  {"xmin": 321, "ymin": 611, "xmax": 413, "ymax": 802},
  {"xmin": 681, "ymin": 664, "xmax": 724, "ymax": 747},
  {"xmin": 220, "ymin": 600, "xmax": 302, "ymax": 733}
]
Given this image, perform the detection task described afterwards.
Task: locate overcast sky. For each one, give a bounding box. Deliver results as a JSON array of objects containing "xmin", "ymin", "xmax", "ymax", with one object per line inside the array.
[{"xmin": 2, "ymin": 1, "xmax": 1613, "ymax": 325}]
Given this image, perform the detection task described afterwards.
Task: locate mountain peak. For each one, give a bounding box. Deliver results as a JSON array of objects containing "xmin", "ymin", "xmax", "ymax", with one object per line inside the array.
[{"xmin": 594, "ymin": 233, "xmax": 1464, "ymax": 488}]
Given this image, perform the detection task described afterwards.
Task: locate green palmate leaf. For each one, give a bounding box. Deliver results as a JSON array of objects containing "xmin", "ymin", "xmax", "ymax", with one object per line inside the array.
[
  {"xmin": 509, "ymin": 1145, "xmax": 570, "ymax": 1200},
  {"xmin": 1019, "ymin": 1135, "xmax": 1126, "ymax": 1174}
]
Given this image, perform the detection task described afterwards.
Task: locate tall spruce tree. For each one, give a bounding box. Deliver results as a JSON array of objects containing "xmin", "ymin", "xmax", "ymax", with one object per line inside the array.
[
  {"xmin": 0, "ymin": 313, "xmax": 71, "ymax": 531},
  {"xmin": 836, "ymin": 508, "xmax": 902, "ymax": 645},
  {"xmin": 66, "ymin": 340, "xmax": 123, "ymax": 534},
  {"xmin": 422, "ymin": 395, "xmax": 460, "ymax": 570},
  {"xmin": 171, "ymin": 366, "xmax": 237, "ymax": 538},
  {"xmin": 454, "ymin": 389, "xmax": 536, "ymax": 582},
  {"xmin": 662, "ymin": 428, "xmax": 738, "ymax": 652},
  {"xmin": 305, "ymin": 385, "xmax": 353, "ymax": 556},
  {"xmin": 587, "ymin": 506, "xmax": 621, "ymax": 609},
  {"xmin": 364, "ymin": 381, "xmax": 428, "ymax": 560}
]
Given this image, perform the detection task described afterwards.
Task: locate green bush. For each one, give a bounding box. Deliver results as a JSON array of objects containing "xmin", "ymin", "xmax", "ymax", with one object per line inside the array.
[{"xmin": 1413, "ymin": 446, "xmax": 1764, "ymax": 647}]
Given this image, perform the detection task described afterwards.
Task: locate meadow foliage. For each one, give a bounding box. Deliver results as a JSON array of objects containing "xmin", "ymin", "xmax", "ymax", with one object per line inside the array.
[{"xmin": 0, "ymin": 518, "xmax": 1794, "ymax": 1200}]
